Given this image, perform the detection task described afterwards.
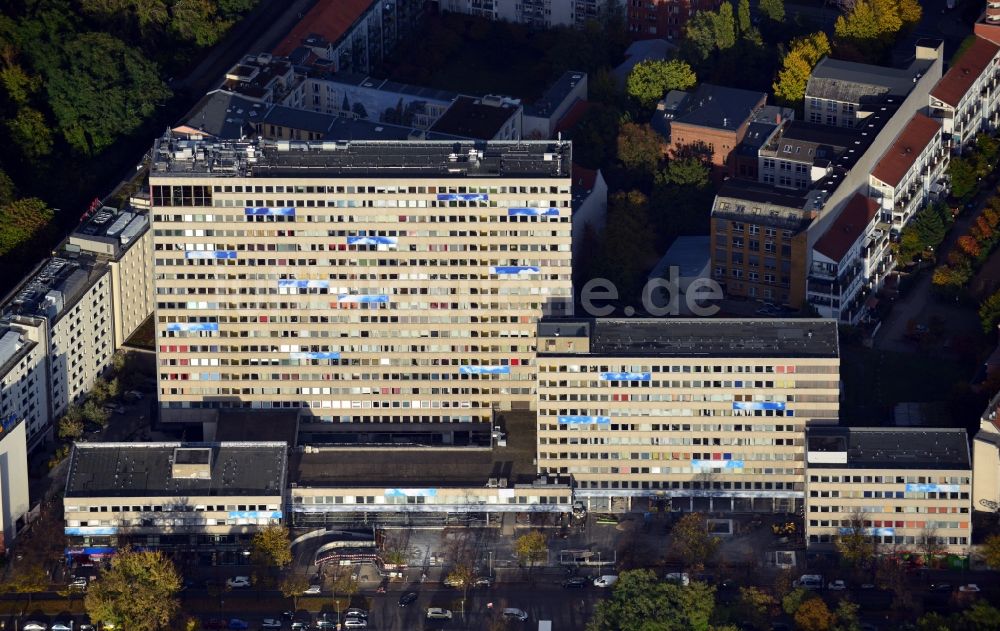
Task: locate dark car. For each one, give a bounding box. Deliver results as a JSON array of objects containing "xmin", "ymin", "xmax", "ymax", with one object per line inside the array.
[
  {"xmin": 398, "ymin": 591, "xmax": 419, "ymax": 606},
  {"xmin": 930, "ymin": 583, "xmax": 952, "ymax": 592},
  {"xmin": 202, "ymin": 619, "xmax": 227, "ymax": 630},
  {"xmin": 562, "ymin": 576, "xmax": 588, "ymax": 588}
]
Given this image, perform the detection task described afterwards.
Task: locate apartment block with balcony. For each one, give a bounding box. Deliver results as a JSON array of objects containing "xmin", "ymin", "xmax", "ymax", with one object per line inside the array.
[
  {"xmin": 805, "ymin": 427, "xmax": 972, "ymax": 557},
  {"xmin": 0, "ymin": 324, "xmax": 48, "ymax": 450},
  {"xmin": 63, "ymin": 442, "xmax": 287, "ymax": 561},
  {"xmin": 148, "ymin": 133, "xmax": 573, "ymax": 442},
  {"xmin": 807, "ymin": 194, "xmax": 884, "ymax": 324},
  {"xmin": 535, "ymin": 318, "xmax": 841, "ymax": 513},
  {"xmin": 805, "ymin": 47, "xmax": 940, "ymax": 128},
  {"xmin": 928, "ymin": 35, "xmax": 1000, "ymax": 153},
  {"xmin": 869, "ymin": 113, "xmax": 948, "ymax": 232},
  {"xmin": 710, "ymin": 180, "xmax": 816, "ymax": 308}
]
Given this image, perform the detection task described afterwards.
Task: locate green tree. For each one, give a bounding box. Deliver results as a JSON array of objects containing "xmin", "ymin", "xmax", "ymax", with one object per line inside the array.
[
  {"xmin": 835, "ymin": 512, "xmax": 876, "ymax": 570},
  {"xmin": 587, "ymin": 569, "xmax": 717, "ymax": 631},
  {"xmin": 913, "ymin": 203, "xmax": 948, "ymax": 249},
  {"xmin": 773, "ymin": 32, "xmax": 831, "ymax": 106},
  {"xmin": 250, "ymin": 525, "xmax": 292, "ymax": 569},
  {"xmin": 45, "ymin": 32, "xmax": 171, "ymax": 155},
  {"xmin": 593, "ymin": 190, "xmax": 657, "ymax": 302},
  {"xmin": 980, "ymin": 289, "xmax": 1000, "ymax": 334},
  {"xmin": 0, "ymin": 197, "xmax": 53, "ymax": 256},
  {"xmin": 279, "ymin": 573, "xmax": 309, "ymax": 612},
  {"xmin": 713, "ymin": 2, "xmax": 737, "ymax": 50},
  {"xmin": 82, "ymin": 399, "xmax": 111, "ymax": 427},
  {"xmin": 626, "ymin": 59, "xmax": 697, "ymax": 109},
  {"xmin": 795, "ymin": 598, "xmax": 833, "ymax": 631},
  {"xmin": 832, "ymin": 599, "xmax": 861, "ymax": 631},
  {"xmin": 835, "ymin": 0, "xmax": 904, "ymax": 47},
  {"xmin": 85, "ymin": 548, "xmax": 181, "ymax": 630},
  {"xmin": 2, "ymin": 559, "xmax": 50, "ymax": 611},
  {"xmin": 962, "ymin": 601, "xmax": 1000, "ymax": 630},
  {"xmin": 170, "ymin": 0, "xmax": 232, "ymax": 46},
  {"xmin": 669, "ymin": 513, "xmax": 720, "ymax": 568},
  {"xmin": 0, "ymin": 169, "xmax": 14, "ymax": 207},
  {"xmin": 513, "ymin": 530, "xmax": 548, "ymax": 565},
  {"xmin": 760, "ymin": 0, "xmax": 785, "ymax": 22},
  {"xmin": 0, "ymin": 63, "xmax": 39, "ymax": 105},
  {"xmin": 685, "ymin": 11, "xmax": 718, "ymax": 61},
  {"xmin": 983, "ymin": 533, "xmax": 1000, "ymax": 568},
  {"xmin": 898, "ymin": 0, "xmax": 922, "ymax": 25},
  {"xmin": 617, "ymin": 122, "xmax": 666, "ymax": 174},
  {"xmin": 664, "ymin": 156, "xmax": 710, "ymax": 187},
  {"xmin": 737, "ymin": 586, "xmax": 775, "ymax": 630},
  {"xmin": 91, "ymin": 377, "xmax": 113, "ymax": 404},
  {"xmin": 737, "ymin": 0, "xmax": 751, "ymax": 34},
  {"xmin": 7, "ymin": 107, "xmax": 53, "ymax": 159},
  {"xmin": 782, "ymin": 587, "xmax": 813, "ymax": 615},
  {"xmin": 949, "ymin": 156, "xmax": 978, "ymax": 201},
  {"xmin": 58, "ymin": 414, "xmax": 84, "ymax": 441}
]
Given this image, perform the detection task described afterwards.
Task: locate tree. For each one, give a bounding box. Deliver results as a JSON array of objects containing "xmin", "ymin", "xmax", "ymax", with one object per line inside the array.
[
  {"xmin": 832, "ymin": 599, "xmax": 861, "ymax": 631},
  {"xmin": 514, "ymin": 531, "xmax": 548, "ymax": 566},
  {"xmin": 626, "ymin": 59, "xmax": 697, "ymax": 109},
  {"xmin": 961, "ymin": 601, "xmax": 1000, "ymax": 630},
  {"xmin": 918, "ymin": 526, "xmax": 948, "ymax": 562},
  {"xmin": 949, "ymin": 157, "xmax": 978, "ymax": 201},
  {"xmin": 957, "ymin": 235, "xmax": 981, "ymax": 259},
  {"xmin": 170, "ymin": 0, "xmax": 232, "ymax": 46},
  {"xmin": 980, "ymin": 289, "xmax": 1000, "ymax": 334},
  {"xmin": 617, "ymin": 122, "xmax": 666, "ymax": 174},
  {"xmin": 279, "ymin": 574, "xmax": 309, "ymax": 612},
  {"xmin": 0, "ymin": 197, "xmax": 53, "ymax": 256},
  {"xmin": 0, "ymin": 169, "xmax": 14, "ymax": 207},
  {"xmin": 570, "ymin": 103, "xmax": 620, "ymax": 168},
  {"xmin": 58, "ymin": 414, "xmax": 84, "ymax": 441},
  {"xmin": 6, "ymin": 107, "xmax": 53, "ymax": 159},
  {"xmin": 782, "ymin": 587, "xmax": 813, "ymax": 616},
  {"xmin": 737, "ymin": 0, "xmax": 751, "ymax": 34},
  {"xmin": 835, "ymin": 511, "xmax": 875, "ymax": 571},
  {"xmin": 713, "ymin": 2, "xmax": 736, "ymax": 50},
  {"xmin": 0, "ymin": 63, "xmax": 39, "ymax": 105},
  {"xmin": 898, "ymin": 0, "xmax": 922, "ymax": 25},
  {"xmin": 835, "ymin": 0, "xmax": 903, "ymax": 45},
  {"xmin": 760, "ymin": 0, "xmax": 785, "ymax": 22},
  {"xmin": 912, "ymin": 203, "xmax": 948, "ymax": 250},
  {"xmin": 445, "ymin": 562, "xmax": 476, "ymax": 605},
  {"xmin": 2, "ymin": 559, "xmax": 50, "ymax": 611},
  {"xmin": 669, "ymin": 513, "xmax": 720, "ymax": 568},
  {"xmin": 587, "ymin": 569, "xmax": 717, "ymax": 631},
  {"xmin": 773, "ymin": 32, "xmax": 831, "ymax": 106},
  {"xmin": 45, "ymin": 32, "xmax": 171, "ymax": 155},
  {"xmin": 593, "ymin": 190, "xmax": 657, "ymax": 303},
  {"xmin": 82, "ymin": 399, "xmax": 111, "ymax": 426},
  {"xmin": 684, "ymin": 11, "xmax": 718, "ymax": 61},
  {"xmin": 85, "ymin": 548, "xmax": 181, "ymax": 631},
  {"xmin": 328, "ymin": 567, "xmax": 359, "ymax": 615},
  {"xmin": 795, "ymin": 598, "xmax": 833, "ymax": 631},
  {"xmin": 737, "ymin": 586, "xmax": 775, "ymax": 630},
  {"xmin": 91, "ymin": 378, "xmax": 113, "ymax": 404},
  {"xmin": 664, "ymin": 156, "xmax": 710, "ymax": 187},
  {"xmin": 250, "ymin": 525, "xmax": 292, "ymax": 570},
  {"xmin": 983, "ymin": 534, "xmax": 1000, "ymax": 568}
]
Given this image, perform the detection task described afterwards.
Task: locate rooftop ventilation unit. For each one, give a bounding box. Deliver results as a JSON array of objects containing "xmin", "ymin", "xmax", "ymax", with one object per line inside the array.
[{"xmin": 171, "ymin": 447, "xmax": 212, "ymax": 479}]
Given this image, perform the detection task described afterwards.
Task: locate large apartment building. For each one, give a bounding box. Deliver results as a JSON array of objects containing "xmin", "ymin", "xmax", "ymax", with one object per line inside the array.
[
  {"xmin": 928, "ymin": 34, "xmax": 1000, "ymax": 153},
  {"xmin": 805, "ymin": 427, "xmax": 972, "ymax": 557},
  {"xmin": 149, "ymin": 134, "xmax": 573, "ymax": 438},
  {"xmin": 0, "ymin": 323, "xmax": 48, "ymax": 448},
  {"xmin": 534, "ymin": 318, "xmax": 840, "ymax": 513}
]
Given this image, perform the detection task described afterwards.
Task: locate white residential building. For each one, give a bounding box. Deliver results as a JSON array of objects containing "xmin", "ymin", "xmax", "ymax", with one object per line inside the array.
[
  {"xmin": 928, "ymin": 35, "xmax": 1000, "ymax": 153},
  {"xmin": 0, "ymin": 324, "xmax": 48, "ymax": 449}
]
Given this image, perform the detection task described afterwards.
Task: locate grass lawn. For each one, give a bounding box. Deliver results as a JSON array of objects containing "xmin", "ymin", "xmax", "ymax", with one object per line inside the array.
[{"xmin": 839, "ymin": 346, "xmax": 973, "ymax": 424}]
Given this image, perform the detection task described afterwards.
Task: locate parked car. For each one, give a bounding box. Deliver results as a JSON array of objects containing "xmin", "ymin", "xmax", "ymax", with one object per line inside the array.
[
  {"xmin": 70, "ymin": 577, "xmax": 89, "ymax": 591},
  {"xmin": 502, "ymin": 608, "xmax": 529, "ymax": 621},
  {"xmin": 827, "ymin": 580, "xmax": 847, "ymax": 591},
  {"xmin": 343, "ymin": 619, "xmax": 367, "ymax": 629},
  {"xmin": 315, "ymin": 620, "xmax": 336, "ymax": 630},
  {"xmin": 290, "ymin": 623, "xmax": 310, "ymax": 631},
  {"xmin": 930, "ymin": 583, "xmax": 952, "ymax": 592},
  {"xmin": 303, "ymin": 584, "xmax": 321, "ymax": 594},
  {"xmin": 594, "ymin": 574, "xmax": 619, "ymax": 588},
  {"xmin": 344, "ymin": 608, "xmax": 368, "ymax": 620},
  {"xmin": 398, "ymin": 591, "xmax": 419, "ymax": 606},
  {"xmin": 959, "ymin": 584, "xmax": 981, "ymax": 592},
  {"xmin": 261, "ymin": 620, "xmax": 282, "ymax": 629},
  {"xmin": 562, "ymin": 576, "xmax": 588, "ymax": 588},
  {"xmin": 426, "ymin": 608, "xmax": 453, "ymax": 620},
  {"xmin": 664, "ymin": 572, "xmax": 690, "ymax": 586},
  {"xmin": 228, "ymin": 620, "xmax": 249, "ymax": 630},
  {"xmin": 22, "ymin": 623, "xmax": 47, "ymax": 631},
  {"xmin": 52, "ymin": 623, "xmax": 74, "ymax": 631},
  {"xmin": 226, "ymin": 576, "xmax": 251, "ymax": 589},
  {"xmin": 474, "ymin": 575, "xmax": 494, "ymax": 587}
]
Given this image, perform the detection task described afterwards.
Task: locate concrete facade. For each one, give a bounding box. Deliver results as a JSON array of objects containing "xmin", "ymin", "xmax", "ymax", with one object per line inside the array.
[
  {"xmin": 0, "ymin": 418, "xmax": 29, "ymax": 552},
  {"xmin": 0, "ymin": 323, "xmax": 49, "ymax": 449}
]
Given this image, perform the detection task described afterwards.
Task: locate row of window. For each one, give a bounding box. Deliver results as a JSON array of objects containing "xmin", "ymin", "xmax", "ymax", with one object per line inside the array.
[{"xmin": 809, "ymin": 475, "xmax": 970, "ymax": 485}]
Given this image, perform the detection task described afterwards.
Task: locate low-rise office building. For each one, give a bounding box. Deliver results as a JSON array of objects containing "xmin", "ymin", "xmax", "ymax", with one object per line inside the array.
[
  {"xmin": 805, "ymin": 427, "xmax": 972, "ymax": 557},
  {"xmin": 63, "ymin": 442, "xmax": 287, "ymax": 563},
  {"xmin": 535, "ymin": 318, "xmax": 840, "ymax": 513}
]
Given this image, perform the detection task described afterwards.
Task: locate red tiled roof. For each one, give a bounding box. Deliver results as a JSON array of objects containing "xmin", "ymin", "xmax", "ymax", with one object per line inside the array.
[
  {"xmin": 870, "ymin": 113, "xmax": 940, "ymax": 188},
  {"xmin": 930, "ymin": 36, "xmax": 1000, "ymax": 107},
  {"xmin": 572, "ymin": 164, "xmax": 597, "ymax": 191},
  {"xmin": 813, "ymin": 193, "xmax": 879, "ymax": 262},
  {"xmin": 272, "ymin": 0, "xmax": 374, "ymax": 57}
]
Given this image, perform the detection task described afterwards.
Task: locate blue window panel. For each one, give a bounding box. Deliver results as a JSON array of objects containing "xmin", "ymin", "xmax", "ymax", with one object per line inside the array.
[
  {"xmin": 278, "ymin": 280, "xmax": 329, "ymax": 289},
  {"xmin": 228, "ymin": 510, "xmax": 283, "ymax": 519},
  {"xmin": 347, "ymin": 236, "xmax": 397, "ymax": 246},
  {"xmin": 558, "ymin": 415, "xmax": 611, "ymax": 424},
  {"xmin": 437, "ymin": 193, "xmax": 488, "ymax": 201},
  {"xmin": 904, "ymin": 483, "xmax": 960, "ymax": 493},
  {"xmin": 244, "ymin": 207, "xmax": 295, "ymax": 216},
  {"xmin": 459, "ymin": 365, "xmax": 511, "ymax": 375},
  {"xmin": 337, "ymin": 294, "xmax": 389, "ymax": 303},
  {"xmin": 734, "ymin": 381, "xmax": 743, "ymax": 387},
  {"xmin": 166, "ymin": 322, "xmax": 219, "ymax": 332},
  {"xmin": 291, "ymin": 351, "xmax": 340, "ymax": 360},
  {"xmin": 732, "ymin": 401, "xmax": 785, "ymax": 411},
  {"xmin": 599, "ymin": 372, "xmax": 651, "ymax": 381},
  {"xmin": 508, "ymin": 207, "xmax": 560, "ymax": 216},
  {"xmin": 691, "ymin": 459, "xmax": 744, "ymax": 469},
  {"xmin": 490, "ymin": 266, "xmax": 540, "ymax": 275},
  {"xmin": 185, "ymin": 250, "xmax": 237, "ymax": 259},
  {"xmin": 723, "ymin": 453, "xmax": 732, "ymax": 460}
]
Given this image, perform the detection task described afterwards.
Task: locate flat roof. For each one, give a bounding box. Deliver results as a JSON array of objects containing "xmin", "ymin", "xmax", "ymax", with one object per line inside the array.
[
  {"xmin": 524, "ymin": 70, "xmax": 587, "ymax": 118},
  {"xmin": 65, "ymin": 442, "xmax": 288, "ymax": 498},
  {"xmin": 760, "ymin": 120, "xmax": 861, "ymax": 162},
  {"xmin": 807, "ymin": 427, "xmax": 970, "ymax": 470},
  {"xmin": 537, "ymin": 318, "xmax": 840, "ymax": 358},
  {"xmin": 931, "ymin": 36, "xmax": 1000, "ymax": 107},
  {"xmin": 673, "ymin": 83, "xmax": 766, "ymax": 131},
  {"xmin": 429, "ymin": 96, "xmax": 518, "ymax": 140},
  {"xmin": 807, "ymin": 56, "xmax": 927, "ymax": 103},
  {"xmin": 712, "ymin": 179, "xmax": 818, "ymax": 232},
  {"xmin": 647, "ymin": 235, "xmax": 710, "ymax": 280},
  {"xmin": 150, "ymin": 133, "xmax": 572, "ymax": 178},
  {"xmin": 215, "ymin": 409, "xmax": 300, "ymax": 446},
  {"xmin": 291, "ymin": 410, "xmax": 542, "ymax": 487},
  {"xmin": 1, "ymin": 256, "xmax": 107, "ymax": 323},
  {"xmin": 813, "ymin": 193, "xmax": 879, "ymax": 262},
  {"xmin": 70, "ymin": 207, "xmax": 150, "ymax": 258},
  {"xmin": 0, "ymin": 327, "xmax": 34, "ymax": 380},
  {"xmin": 870, "ymin": 113, "xmax": 941, "ymax": 187}
]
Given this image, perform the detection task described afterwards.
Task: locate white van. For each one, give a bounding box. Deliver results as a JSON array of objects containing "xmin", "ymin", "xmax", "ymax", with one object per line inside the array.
[
  {"xmin": 794, "ymin": 574, "xmax": 824, "ymax": 590},
  {"xmin": 593, "ymin": 574, "xmax": 619, "ymax": 588}
]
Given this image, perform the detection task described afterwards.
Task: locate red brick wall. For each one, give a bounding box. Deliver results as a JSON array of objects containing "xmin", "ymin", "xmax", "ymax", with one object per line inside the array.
[{"xmin": 626, "ymin": 0, "xmax": 723, "ymax": 39}]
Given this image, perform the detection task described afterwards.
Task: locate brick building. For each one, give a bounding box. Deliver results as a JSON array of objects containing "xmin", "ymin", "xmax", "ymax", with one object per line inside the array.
[{"xmin": 626, "ymin": 0, "xmax": 723, "ymax": 40}]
